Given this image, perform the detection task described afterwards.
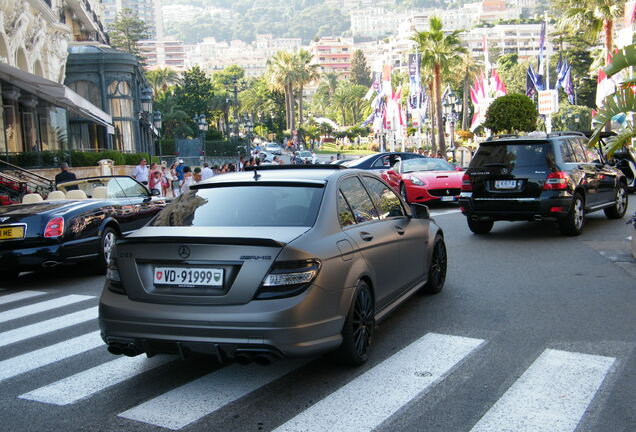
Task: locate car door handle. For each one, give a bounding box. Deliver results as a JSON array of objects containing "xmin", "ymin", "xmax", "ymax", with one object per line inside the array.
[
  {"xmin": 395, "ymin": 226, "xmax": 405, "ymax": 235},
  {"xmin": 359, "ymin": 232, "xmax": 374, "ymax": 241}
]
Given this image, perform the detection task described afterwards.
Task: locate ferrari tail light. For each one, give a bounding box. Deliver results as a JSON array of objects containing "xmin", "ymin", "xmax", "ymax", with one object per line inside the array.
[
  {"xmin": 44, "ymin": 217, "xmax": 64, "ymax": 238},
  {"xmin": 543, "ymin": 172, "xmax": 568, "ymax": 190},
  {"xmin": 461, "ymin": 174, "xmax": 472, "ymax": 191}
]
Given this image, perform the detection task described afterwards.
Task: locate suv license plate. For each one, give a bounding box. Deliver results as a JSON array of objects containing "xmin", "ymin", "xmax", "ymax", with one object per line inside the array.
[
  {"xmin": 495, "ymin": 180, "xmax": 517, "ymax": 189},
  {"xmin": 154, "ymin": 267, "xmax": 223, "ymax": 287}
]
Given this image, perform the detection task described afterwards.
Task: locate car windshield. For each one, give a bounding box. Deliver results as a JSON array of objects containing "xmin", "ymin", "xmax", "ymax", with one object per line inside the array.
[
  {"xmin": 402, "ymin": 158, "xmax": 453, "ymax": 173},
  {"xmin": 299, "ymin": 151, "xmax": 312, "ymax": 157},
  {"xmin": 470, "ymin": 142, "xmax": 551, "ymax": 170},
  {"xmin": 150, "ymin": 184, "xmax": 324, "ymax": 227}
]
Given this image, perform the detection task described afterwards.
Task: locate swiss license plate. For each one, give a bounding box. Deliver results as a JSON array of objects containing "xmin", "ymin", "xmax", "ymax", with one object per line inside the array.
[
  {"xmin": 440, "ymin": 196, "xmax": 455, "ymax": 201},
  {"xmin": 0, "ymin": 226, "xmax": 25, "ymax": 240},
  {"xmin": 154, "ymin": 267, "xmax": 223, "ymax": 287},
  {"xmin": 495, "ymin": 180, "xmax": 517, "ymax": 189}
]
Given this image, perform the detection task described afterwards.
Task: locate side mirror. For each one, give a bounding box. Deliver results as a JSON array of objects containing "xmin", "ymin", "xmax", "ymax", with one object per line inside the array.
[
  {"xmin": 410, "ymin": 203, "xmax": 430, "ymax": 219},
  {"xmin": 455, "ymin": 166, "xmax": 464, "ymax": 171},
  {"xmin": 150, "ymin": 188, "xmax": 161, "ymax": 196}
]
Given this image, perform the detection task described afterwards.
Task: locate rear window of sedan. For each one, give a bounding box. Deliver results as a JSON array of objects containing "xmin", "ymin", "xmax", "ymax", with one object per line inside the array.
[{"xmin": 150, "ymin": 185, "xmax": 324, "ymax": 227}]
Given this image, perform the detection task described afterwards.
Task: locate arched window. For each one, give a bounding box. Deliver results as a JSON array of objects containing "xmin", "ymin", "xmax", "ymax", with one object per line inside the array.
[{"xmin": 68, "ymin": 80, "xmax": 102, "ymax": 109}]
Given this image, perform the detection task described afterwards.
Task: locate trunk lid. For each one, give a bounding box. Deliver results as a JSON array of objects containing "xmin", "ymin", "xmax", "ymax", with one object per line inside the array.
[
  {"xmin": 115, "ymin": 226, "xmax": 310, "ymax": 305},
  {"xmin": 0, "ymin": 201, "xmax": 79, "ymax": 245}
]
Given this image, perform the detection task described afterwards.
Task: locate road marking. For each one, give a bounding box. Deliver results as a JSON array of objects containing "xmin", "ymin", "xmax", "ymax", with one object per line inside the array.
[
  {"xmin": 0, "ymin": 331, "xmax": 102, "ymax": 383},
  {"xmin": 119, "ymin": 360, "xmax": 306, "ymax": 430},
  {"xmin": 430, "ymin": 209, "xmax": 461, "ymax": 217},
  {"xmin": 470, "ymin": 349, "xmax": 615, "ymax": 432},
  {"xmin": 0, "ymin": 290, "xmax": 46, "ymax": 306},
  {"xmin": 273, "ymin": 333, "xmax": 484, "ymax": 432},
  {"xmin": 0, "ymin": 294, "xmax": 93, "ymax": 324},
  {"xmin": 0, "ymin": 307, "xmax": 98, "ymax": 348},
  {"xmin": 20, "ymin": 355, "xmax": 174, "ymax": 405}
]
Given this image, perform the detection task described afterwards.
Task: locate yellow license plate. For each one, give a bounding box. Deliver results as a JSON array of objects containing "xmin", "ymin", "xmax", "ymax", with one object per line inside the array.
[{"xmin": 0, "ymin": 226, "xmax": 25, "ymax": 240}]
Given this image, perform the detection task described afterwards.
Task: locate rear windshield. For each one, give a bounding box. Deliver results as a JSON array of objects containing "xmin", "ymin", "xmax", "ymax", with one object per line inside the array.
[
  {"xmin": 402, "ymin": 158, "xmax": 453, "ymax": 172},
  {"xmin": 151, "ymin": 185, "xmax": 324, "ymax": 227},
  {"xmin": 470, "ymin": 142, "xmax": 551, "ymax": 169}
]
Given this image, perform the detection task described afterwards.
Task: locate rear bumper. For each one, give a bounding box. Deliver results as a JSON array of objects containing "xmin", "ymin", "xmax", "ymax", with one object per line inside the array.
[
  {"xmin": 459, "ymin": 192, "xmax": 572, "ymax": 221},
  {"xmin": 98, "ymin": 283, "xmax": 351, "ymax": 358},
  {"xmin": 0, "ymin": 242, "xmax": 95, "ymax": 271}
]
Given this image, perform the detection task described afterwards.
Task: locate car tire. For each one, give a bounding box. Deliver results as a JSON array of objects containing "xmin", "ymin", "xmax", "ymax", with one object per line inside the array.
[
  {"xmin": 420, "ymin": 235, "xmax": 447, "ymax": 295},
  {"xmin": 604, "ymin": 185, "xmax": 628, "ymax": 219},
  {"xmin": 331, "ymin": 280, "xmax": 374, "ymax": 366},
  {"xmin": 95, "ymin": 227, "xmax": 118, "ymax": 274},
  {"xmin": 558, "ymin": 193, "xmax": 585, "ymax": 236},
  {"xmin": 400, "ymin": 183, "xmax": 409, "ymax": 204},
  {"xmin": 467, "ymin": 217, "xmax": 494, "ymax": 234}
]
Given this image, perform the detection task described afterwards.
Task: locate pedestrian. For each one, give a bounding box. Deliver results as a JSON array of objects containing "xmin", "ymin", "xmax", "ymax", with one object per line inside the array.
[
  {"xmin": 175, "ymin": 159, "xmax": 185, "ymax": 181},
  {"xmin": 180, "ymin": 166, "xmax": 195, "ymax": 194},
  {"xmin": 201, "ymin": 162, "xmax": 214, "ymax": 181},
  {"xmin": 161, "ymin": 166, "xmax": 172, "ymax": 197},
  {"xmin": 330, "ymin": 156, "xmax": 336, "ymax": 163},
  {"xmin": 133, "ymin": 158, "xmax": 149, "ymax": 185},
  {"xmin": 238, "ymin": 156, "xmax": 245, "ymax": 171},
  {"xmin": 193, "ymin": 167, "xmax": 202, "ymax": 183},
  {"xmin": 148, "ymin": 170, "xmax": 163, "ymax": 196},
  {"xmin": 54, "ymin": 162, "xmax": 77, "ymax": 188}
]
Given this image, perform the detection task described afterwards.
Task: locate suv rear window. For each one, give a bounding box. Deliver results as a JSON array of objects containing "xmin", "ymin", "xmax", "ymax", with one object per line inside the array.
[
  {"xmin": 151, "ymin": 185, "xmax": 324, "ymax": 227},
  {"xmin": 471, "ymin": 142, "xmax": 551, "ymax": 170}
]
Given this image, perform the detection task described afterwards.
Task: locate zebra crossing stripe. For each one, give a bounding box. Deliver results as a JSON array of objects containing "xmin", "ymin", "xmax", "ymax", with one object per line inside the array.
[
  {"xmin": 119, "ymin": 360, "xmax": 306, "ymax": 430},
  {"xmin": 20, "ymin": 355, "xmax": 174, "ymax": 405},
  {"xmin": 0, "ymin": 290, "xmax": 46, "ymax": 306},
  {"xmin": 0, "ymin": 294, "xmax": 93, "ymax": 324},
  {"xmin": 0, "ymin": 330, "xmax": 102, "ymax": 383},
  {"xmin": 0, "ymin": 307, "xmax": 98, "ymax": 348},
  {"xmin": 470, "ymin": 349, "xmax": 615, "ymax": 432},
  {"xmin": 273, "ymin": 333, "xmax": 484, "ymax": 432}
]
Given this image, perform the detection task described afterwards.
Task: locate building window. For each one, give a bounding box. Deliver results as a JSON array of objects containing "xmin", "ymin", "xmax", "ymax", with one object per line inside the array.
[
  {"xmin": 108, "ymin": 81, "xmax": 134, "ymax": 152},
  {"xmin": 68, "ymin": 80, "xmax": 102, "ymax": 109}
]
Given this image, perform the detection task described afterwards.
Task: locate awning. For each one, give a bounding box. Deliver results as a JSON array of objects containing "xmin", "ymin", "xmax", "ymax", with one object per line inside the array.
[{"xmin": 0, "ymin": 62, "xmax": 114, "ymax": 134}]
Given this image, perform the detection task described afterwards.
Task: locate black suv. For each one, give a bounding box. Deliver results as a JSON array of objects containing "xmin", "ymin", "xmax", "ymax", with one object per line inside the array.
[{"xmin": 459, "ymin": 132, "xmax": 629, "ymax": 236}]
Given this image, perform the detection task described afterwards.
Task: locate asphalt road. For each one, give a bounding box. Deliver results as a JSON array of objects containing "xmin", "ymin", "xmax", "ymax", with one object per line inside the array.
[{"xmin": 0, "ymin": 200, "xmax": 634, "ymax": 432}]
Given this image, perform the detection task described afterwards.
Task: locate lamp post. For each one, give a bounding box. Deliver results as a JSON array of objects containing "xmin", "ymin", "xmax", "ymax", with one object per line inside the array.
[
  {"xmin": 193, "ymin": 114, "xmax": 208, "ymax": 164},
  {"xmin": 443, "ymin": 89, "xmax": 461, "ymax": 163},
  {"xmin": 140, "ymin": 86, "xmax": 153, "ymax": 155},
  {"xmin": 153, "ymin": 111, "xmax": 162, "ymax": 162}
]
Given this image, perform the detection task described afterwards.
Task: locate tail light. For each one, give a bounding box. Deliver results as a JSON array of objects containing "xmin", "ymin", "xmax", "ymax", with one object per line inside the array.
[
  {"xmin": 256, "ymin": 259, "xmax": 321, "ymax": 300},
  {"xmin": 461, "ymin": 173, "xmax": 472, "ymax": 191},
  {"xmin": 106, "ymin": 256, "xmax": 126, "ymax": 294},
  {"xmin": 44, "ymin": 217, "xmax": 64, "ymax": 238},
  {"xmin": 543, "ymin": 172, "xmax": 568, "ymax": 190}
]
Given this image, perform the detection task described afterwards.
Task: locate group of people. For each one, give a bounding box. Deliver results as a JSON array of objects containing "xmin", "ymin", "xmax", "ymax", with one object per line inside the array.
[{"xmin": 133, "ymin": 158, "xmax": 217, "ymax": 198}]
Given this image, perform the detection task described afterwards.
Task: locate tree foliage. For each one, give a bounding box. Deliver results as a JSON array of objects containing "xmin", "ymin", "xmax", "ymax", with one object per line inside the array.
[
  {"xmin": 107, "ymin": 9, "xmax": 150, "ymax": 59},
  {"xmin": 173, "ymin": 66, "xmax": 215, "ymax": 125},
  {"xmin": 484, "ymin": 94, "xmax": 538, "ymax": 133},
  {"xmin": 350, "ymin": 50, "xmax": 371, "ymax": 87}
]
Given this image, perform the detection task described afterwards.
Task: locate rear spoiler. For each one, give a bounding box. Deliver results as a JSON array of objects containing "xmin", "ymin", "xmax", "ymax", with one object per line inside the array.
[{"xmin": 116, "ymin": 236, "xmax": 285, "ymax": 248}]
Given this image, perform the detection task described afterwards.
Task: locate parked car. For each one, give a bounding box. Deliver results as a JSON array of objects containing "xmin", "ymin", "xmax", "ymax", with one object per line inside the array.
[
  {"xmin": 298, "ymin": 150, "xmax": 316, "ymax": 164},
  {"xmin": 459, "ymin": 132, "xmax": 628, "ymax": 236},
  {"xmin": 343, "ymin": 152, "xmax": 427, "ymax": 172},
  {"xmin": 382, "ymin": 158, "xmax": 464, "ymax": 204},
  {"xmin": 0, "ymin": 176, "xmax": 169, "ymax": 278},
  {"xmin": 99, "ymin": 166, "xmax": 446, "ymax": 365},
  {"xmin": 265, "ymin": 143, "xmax": 283, "ymax": 155},
  {"xmin": 257, "ymin": 151, "xmax": 275, "ymax": 163}
]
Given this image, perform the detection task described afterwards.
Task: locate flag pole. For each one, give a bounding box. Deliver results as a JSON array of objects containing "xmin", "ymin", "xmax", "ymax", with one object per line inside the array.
[{"xmin": 544, "ymin": 12, "xmax": 553, "ymax": 133}]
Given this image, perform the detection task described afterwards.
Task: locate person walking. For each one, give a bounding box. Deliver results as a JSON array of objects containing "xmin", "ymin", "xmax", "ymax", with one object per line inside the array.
[
  {"xmin": 133, "ymin": 158, "xmax": 149, "ymax": 185},
  {"xmin": 54, "ymin": 162, "xmax": 77, "ymax": 188},
  {"xmin": 201, "ymin": 162, "xmax": 214, "ymax": 181},
  {"xmin": 148, "ymin": 170, "xmax": 163, "ymax": 196},
  {"xmin": 161, "ymin": 166, "xmax": 172, "ymax": 197},
  {"xmin": 175, "ymin": 159, "xmax": 185, "ymax": 182},
  {"xmin": 180, "ymin": 166, "xmax": 195, "ymax": 194}
]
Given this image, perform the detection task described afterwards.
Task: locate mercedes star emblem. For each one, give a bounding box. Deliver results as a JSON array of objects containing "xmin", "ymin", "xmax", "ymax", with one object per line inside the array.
[
  {"xmin": 501, "ymin": 168, "xmax": 509, "ymax": 175},
  {"xmin": 178, "ymin": 246, "xmax": 190, "ymax": 259}
]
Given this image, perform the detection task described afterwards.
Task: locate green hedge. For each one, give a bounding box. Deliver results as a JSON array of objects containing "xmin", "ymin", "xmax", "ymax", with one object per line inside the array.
[
  {"xmin": 158, "ymin": 139, "xmax": 250, "ymax": 158},
  {"xmin": 0, "ymin": 150, "xmax": 154, "ymax": 169}
]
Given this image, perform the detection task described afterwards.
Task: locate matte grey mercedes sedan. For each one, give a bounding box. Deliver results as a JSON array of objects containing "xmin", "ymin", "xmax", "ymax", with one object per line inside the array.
[{"xmin": 99, "ymin": 166, "xmax": 447, "ymax": 365}]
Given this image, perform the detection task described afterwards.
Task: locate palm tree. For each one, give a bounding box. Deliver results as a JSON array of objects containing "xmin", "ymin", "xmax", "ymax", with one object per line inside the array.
[
  {"xmin": 293, "ymin": 49, "xmax": 320, "ymax": 126},
  {"xmin": 411, "ymin": 16, "xmax": 466, "ymax": 155},
  {"xmin": 146, "ymin": 67, "xmax": 180, "ymax": 97},
  {"xmin": 267, "ymin": 51, "xmax": 297, "ymax": 131},
  {"xmin": 453, "ymin": 53, "xmax": 481, "ymax": 130},
  {"xmin": 556, "ymin": 0, "xmax": 624, "ymax": 65}
]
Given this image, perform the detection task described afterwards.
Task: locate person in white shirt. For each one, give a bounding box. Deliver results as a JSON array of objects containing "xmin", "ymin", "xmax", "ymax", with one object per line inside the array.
[
  {"xmin": 133, "ymin": 158, "xmax": 149, "ymax": 185},
  {"xmin": 201, "ymin": 162, "xmax": 214, "ymax": 181}
]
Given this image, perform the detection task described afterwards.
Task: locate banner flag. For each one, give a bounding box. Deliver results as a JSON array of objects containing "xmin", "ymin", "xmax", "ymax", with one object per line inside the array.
[
  {"xmin": 538, "ymin": 22, "xmax": 546, "ymax": 77},
  {"xmin": 408, "ymin": 53, "xmax": 422, "ymax": 109}
]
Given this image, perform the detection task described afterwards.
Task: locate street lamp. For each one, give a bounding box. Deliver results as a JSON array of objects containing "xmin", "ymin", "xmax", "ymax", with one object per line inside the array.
[
  {"xmin": 193, "ymin": 114, "xmax": 208, "ymax": 163},
  {"xmin": 140, "ymin": 87, "xmax": 153, "ymax": 114},
  {"xmin": 443, "ymin": 89, "xmax": 460, "ymax": 163},
  {"xmin": 153, "ymin": 111, "xmax": 162, "ymax": 162}
]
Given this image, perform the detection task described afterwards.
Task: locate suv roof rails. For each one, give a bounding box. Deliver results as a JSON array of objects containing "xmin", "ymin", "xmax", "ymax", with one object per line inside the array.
[
  {"xmin": 485, "ymin": 134, "xmax": 520, "ymax": 141},
  {"xmin": 547, "ymin": 131, "xmax": 586, "ymax": 137},
  {"xmin": 243, "ymin": 164, "xmax": 347, "ymax": 171}
]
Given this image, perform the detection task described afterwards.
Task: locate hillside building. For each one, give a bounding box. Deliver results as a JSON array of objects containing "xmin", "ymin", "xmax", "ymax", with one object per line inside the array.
[
  {"xmin": 103, "ymin": 0, "xmax": 163, "ymax": 39},
  {"xmin": 138, "ymin": 39, "xmax": 186, "ymax": 70},
  {"xmin": 309, "ymin": 37, "xmax": 353, "ymax": 79}
]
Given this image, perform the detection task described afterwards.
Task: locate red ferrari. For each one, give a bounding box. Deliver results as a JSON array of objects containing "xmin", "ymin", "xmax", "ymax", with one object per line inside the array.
[{"xmin": 382, "ymin": 158, "xmax": 464, "ymax": 204}]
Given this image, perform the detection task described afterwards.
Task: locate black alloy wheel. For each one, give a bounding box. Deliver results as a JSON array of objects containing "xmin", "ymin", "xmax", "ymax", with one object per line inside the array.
[
  {"xmin": 467, "ymin": 217, "xmax": 494, "ymax": 234},
  {"xmin": 421, "ymin": 236, "xmax": 447, "ymax": 295},
  {"xmin": 558, "ymin": 193, "xmax": 585, "ymax": 236},
  {"xmin": 331, "ymin": 280, "xmax": 375, "ymax": 365},
  {"xmin": 604, "ymin": 185, "xmax": 628, "ymax": 219}
]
